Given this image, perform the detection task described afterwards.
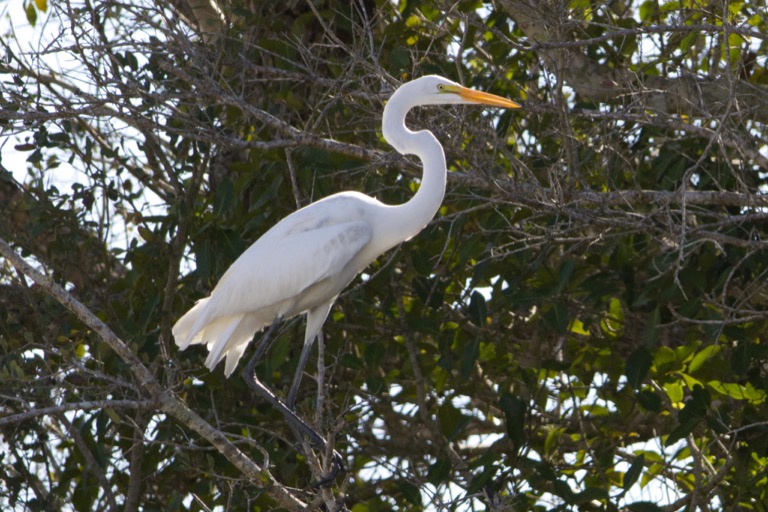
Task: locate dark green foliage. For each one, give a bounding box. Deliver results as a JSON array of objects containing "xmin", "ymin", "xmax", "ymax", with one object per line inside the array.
[{"xmin": 2, "ymin": 0, "xmax": 768, "ymax": 510}]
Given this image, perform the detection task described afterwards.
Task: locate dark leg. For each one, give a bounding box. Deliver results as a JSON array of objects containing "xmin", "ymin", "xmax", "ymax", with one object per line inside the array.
[
  {"xmin": 241, "ymin": 319, "xmax": 344, "ymax": 483},
  {"xmin": 286, "ymin": 331, "xmax": 317, "ymax": 409},
  {"xmin": 287, "ymin": 303, "xmax": 333, "ymax": 409},
  {"xmin": 248, "ymin": 316, "xmax": 282, "ymax": 364}
]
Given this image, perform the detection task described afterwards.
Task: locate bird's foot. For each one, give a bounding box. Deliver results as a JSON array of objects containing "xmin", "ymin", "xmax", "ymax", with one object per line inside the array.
[
  {"xmin": 289, "ymin": 420, "xmax": 347, "ymax": 487},
  {"xmin": 310, "ymin": 449, "xmax": 345, "ymax": 488},
  {"xmin": 292, "ymin": 435, "xmax": 345, "ymax": 487}
]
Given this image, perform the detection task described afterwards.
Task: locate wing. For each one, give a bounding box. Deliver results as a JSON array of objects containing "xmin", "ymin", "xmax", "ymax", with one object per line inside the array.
[
  {"xmin": 228, "ymin": 218, "xmax": 371, "ymax": 301},
  {"xmin": 213, "ymin": 193, "xmax": 376, "ymax": 301},
  {"xmin": 184, "ymin": 218, "xmax": 373, "ymax": 340},
  {"xmin": 173, "ymin": 193, "xmax": 378, "ymax": 352}
]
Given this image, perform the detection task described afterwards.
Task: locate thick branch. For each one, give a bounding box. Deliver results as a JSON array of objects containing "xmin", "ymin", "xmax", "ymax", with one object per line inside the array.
[
  {"xmin": 0, "ymin": 236, "xmax": 307, "ymax": 511},
  {"xmin": 0, "ymin": 399, "xmax": 152, "ymax": 427}
]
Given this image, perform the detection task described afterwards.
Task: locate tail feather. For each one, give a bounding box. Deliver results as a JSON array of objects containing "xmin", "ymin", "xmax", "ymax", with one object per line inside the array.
[
  {"xmin": 173, "ymin": 296, "xmax": 271, "ymax": 378},
  {"xmin": 172, "ymin": 298, "xmax": 211, "ymax": 350},
  {"xmin": 223, "ymin": 342, "xmax": 249, "ymax": 377},
  {"xmin": 203, "ymin": 313, "xmax": 264, "ymax": 376}
]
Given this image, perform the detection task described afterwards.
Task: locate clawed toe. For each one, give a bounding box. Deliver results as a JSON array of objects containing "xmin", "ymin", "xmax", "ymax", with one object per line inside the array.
[{"xmin": 311, "ymin": 449, "xmax": 345, "ymax": 488}]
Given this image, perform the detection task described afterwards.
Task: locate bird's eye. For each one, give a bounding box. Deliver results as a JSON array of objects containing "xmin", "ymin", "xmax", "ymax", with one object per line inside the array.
[{"xmin": 437, "ymin": 84, "xmax": 445, "ymax": 92}]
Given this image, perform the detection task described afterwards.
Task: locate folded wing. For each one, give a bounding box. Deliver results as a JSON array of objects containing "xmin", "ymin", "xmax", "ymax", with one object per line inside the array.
[{"xmin": 172, "ymin": 218, "xmax": 372, "ymax": 376}]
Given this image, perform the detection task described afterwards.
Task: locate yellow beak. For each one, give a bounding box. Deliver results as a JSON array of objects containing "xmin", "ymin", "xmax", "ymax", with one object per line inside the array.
[{"xmin": 447, "ymin": 84, "xmax": 521, "ymax": 109}]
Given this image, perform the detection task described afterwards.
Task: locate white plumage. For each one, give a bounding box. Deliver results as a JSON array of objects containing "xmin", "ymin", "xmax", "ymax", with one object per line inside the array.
[
  {"xmin": 173, "ymin": 193, "xmax": 376, "ymax": 376},
  {"xmin": 173, "ymin": 75, "xmax": 519, "ymax": 395}
]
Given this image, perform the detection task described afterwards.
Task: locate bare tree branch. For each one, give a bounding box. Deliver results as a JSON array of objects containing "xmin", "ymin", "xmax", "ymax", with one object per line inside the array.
[
  {"xmin": 0, "ymin": 399, "xmax": 152, "ymax": 427},
  {"xmin": 0, "ymin": 236, "xmax": 308, "ymax": 511}
]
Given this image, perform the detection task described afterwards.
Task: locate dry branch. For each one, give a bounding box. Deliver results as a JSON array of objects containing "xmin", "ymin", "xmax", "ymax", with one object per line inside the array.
[{"xmin": 0, "ymin": 236, "xmax": 308, "ymax": 511}]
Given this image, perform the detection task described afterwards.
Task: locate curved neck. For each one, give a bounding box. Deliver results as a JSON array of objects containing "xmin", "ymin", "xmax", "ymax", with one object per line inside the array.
[{"xmin": 380, "ymin": 94, "xmax": 447, "ymax": 246}]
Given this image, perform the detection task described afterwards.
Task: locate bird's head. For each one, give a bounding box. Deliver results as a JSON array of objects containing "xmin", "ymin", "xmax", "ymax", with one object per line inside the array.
[
  {"xmin": 382, "ymin": 75, "xmax": 520, "ymax": 156},
  {"xmin": 398, "ymin": 75, "xmax": 521, "ymax": 109}
]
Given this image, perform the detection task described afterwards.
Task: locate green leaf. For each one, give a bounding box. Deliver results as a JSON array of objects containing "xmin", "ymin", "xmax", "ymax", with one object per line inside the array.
[
  {"xmin": 138, "ymin": 225, "xmax": 155, "ymax": 242},
  {"xmin": 626, "ymin": 347, "xmax": 652, "ymax": 389},
  {"xmin": 675, "ymin": 339, "xmax": 702, "ymax": 364},
  {"xmin": 686, "ymin": 385, "xmax": 711, "ymax": 416},
  {"xmin": 680, "ymin": 32, "xmax": 698, "ymax": 53},
  {"xmin": 623, "ymin": 453, "xmax": 645, "ymax": 491},
  {"xmin": 427, "ymin": 458, "xmax": 451, "ymax": 485},
  {"xmin": 666, "ymin": 417, "xmax": 700, "ymax": 446},
  {"xmin": 500, "ymin": 393, "xmax": 526, "ymax": 446},
  {"xmin": 543, "ymin": 303, "xmax": 569, "ymax": 335},
  {"xmin": 653, "ymin": 346, "xmax": 677, "ymax": 374},
  {"xmin": 437, "ymin": 402, "xmax": 470, "ymax": 441},
  {"xmin": 26, "ymin": 148, "xmax": 42, "ymax": 164},
  {"xmin": 688, "ymin": 344, "xmax": 720, "ymax": 374},
  {"xmin": 214, "ymin": 178, "xmax": 234, "ymax": 216},
  {"xmin": 468, "ymin": 290, "xmax": 487, "ymax": 326},
  {"xmin": 636, "ymin": 389, "xmax": 662, "ymax": 412},
  {"xmin": 544, "ymin": 426, "xmax": 565, "ymax": 455},
  {"xmin": 667, "ymin": 385, "xmax": 710, "ymax": 445},
  {"xmin": 535, "ymin": 460, "xmax": 557, "ymax": 481},
  {"xmin": 569, "ymin": 0, "xmax": 590, "ymax": 9},
  {"xmin": 573, "ymin": 486, "xmax": 609, "ymax": 504},
  {"xmin": 388, "ymin": 46, "xmax": 411, "ymax": 71},
  {"xmin": 626, "ymin": 502, "xmax": 664, "ymax": 512},
  {"xmin": 664, "ymin": 381, "xmax": 684, "ymax": 404},
  {"xmin": 25, "ymin": 1, "xmax": 37, "ymax": 26},
  {"xmin": 460, "ymin": 339, "xmax": 480, "ymax": 378},
  {"xmin": 365, "ymin": 374, "xmax": 384, "ymax": 395},
  {"xmin": 638, "ymin": 0, "xmax": 657, "ymax": 22},
  {"xmin": 601, "ymin": 297, "xmax": 624, "ymax": 336},
  {"xmin": 680, "ymin": 372, "xmax": 704, "ymax": 390},
  {"xmin": 468, "ymin": 463, "xmax": 499, "ymax": 493},
  {"xmin": 707, "ymin": 380, "xmax": 766, "ymax": 404},
  {"xmin": 396, "ymin": 480, "xmax": 422, "ymax": 506},
  {"xmin": 555, "ymin": 260, "xmax": 574, "ymax": 293},
  {"xmin": 643, "ymin": 307, "xmax": 660, "ymax": 348},
  {"xmin": 569, "ymin": 318, "xmax": 589, "ymax": 335},
  {"xmin": 730, "ymin": 340, "xmax": 750, "ymax": 376},
  {"xmin": 404, "ymin": 14, "xmax": 420, "ymax": 28},
  {"xmin": 553, "ymin": 479, "xmax": 576, "ymax": 502},
  {"xmin": 364, "ymin": 341, "xmax": 386, "ymax": 370}
]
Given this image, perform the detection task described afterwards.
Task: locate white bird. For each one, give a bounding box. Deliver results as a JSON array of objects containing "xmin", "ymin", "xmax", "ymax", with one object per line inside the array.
[{"xmin": 173, "ymin": 75, "xmax": 519, "ymax": 460}]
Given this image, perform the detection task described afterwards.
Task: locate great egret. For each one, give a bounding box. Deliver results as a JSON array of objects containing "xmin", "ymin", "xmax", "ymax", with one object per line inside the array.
[{"xmin": 173, "ymin": 74, "xmax": 519, "ymax": 465}]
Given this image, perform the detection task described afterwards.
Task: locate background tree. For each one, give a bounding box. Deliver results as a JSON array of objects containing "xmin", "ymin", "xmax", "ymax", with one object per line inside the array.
[{"xmin": 1, "ymin": 0, "xmax": 767, "ymax": 510}]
